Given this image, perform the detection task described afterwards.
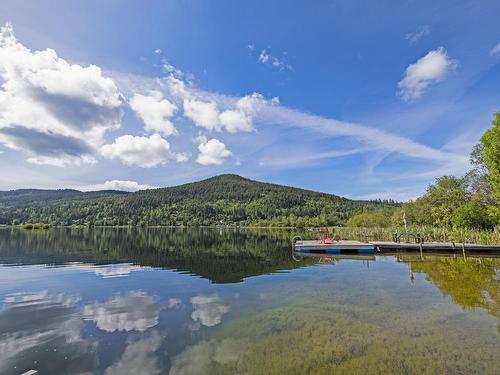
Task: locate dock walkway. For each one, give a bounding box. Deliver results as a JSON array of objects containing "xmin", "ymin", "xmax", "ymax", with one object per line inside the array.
[
  {"xmin": 371, "ymin": 241, "xmax": 500, "ymax": 252},
  {"xmin": 292, "ymin": 238, "xmax": 500, "ymax": 254}
]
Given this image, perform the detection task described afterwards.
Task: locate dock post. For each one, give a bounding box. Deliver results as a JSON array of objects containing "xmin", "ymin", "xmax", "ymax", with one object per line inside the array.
[{"xmin": 461, "ymin": 242, "xmax": 466, "ymax": 261}]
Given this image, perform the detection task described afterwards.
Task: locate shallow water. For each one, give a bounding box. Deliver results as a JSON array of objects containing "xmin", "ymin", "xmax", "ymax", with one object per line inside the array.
[{"xmin": 0, "ymin": 227, "xmax": 498, "ymax": 374}]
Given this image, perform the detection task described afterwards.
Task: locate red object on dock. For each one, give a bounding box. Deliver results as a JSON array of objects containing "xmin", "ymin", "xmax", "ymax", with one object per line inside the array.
[{"xmin": 321, "ymin": 237, "xmax": 333, "ymax": 244}]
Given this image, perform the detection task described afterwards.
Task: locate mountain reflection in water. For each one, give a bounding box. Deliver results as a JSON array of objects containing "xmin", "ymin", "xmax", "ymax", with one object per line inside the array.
[{"xmin": 0, "ymin": 227, "xmax": 498, "ymax": 375}]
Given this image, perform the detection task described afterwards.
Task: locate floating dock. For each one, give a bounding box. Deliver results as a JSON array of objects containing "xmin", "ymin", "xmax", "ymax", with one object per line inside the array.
[
  {"xmin": 292, "ymin": 237, "xmax": 500, "ymax": 254},
  {"xmin": 372, "ymin": 241, "xmax": 500, "ymax": 253},
  {"xmin": 293, "ymin": 239, "xmax": 375, "ymax": 254}
]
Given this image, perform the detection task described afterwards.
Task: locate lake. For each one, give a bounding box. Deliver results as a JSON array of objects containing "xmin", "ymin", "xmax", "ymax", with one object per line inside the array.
[{"xmin": 0, "ymin": 227, "xmax": 498, "ymax": 374}]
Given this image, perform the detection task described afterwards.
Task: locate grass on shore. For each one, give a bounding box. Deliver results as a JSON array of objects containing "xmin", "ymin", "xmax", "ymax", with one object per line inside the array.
[{"xmin": 21, "ymin": 223, "xmax": 50, "ymax": 230}]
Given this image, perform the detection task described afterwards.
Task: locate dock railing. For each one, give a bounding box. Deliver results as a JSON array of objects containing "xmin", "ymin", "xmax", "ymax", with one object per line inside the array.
[{"xmin": 392, "ymin": 231, "xmax": 425, "ymax": 244}]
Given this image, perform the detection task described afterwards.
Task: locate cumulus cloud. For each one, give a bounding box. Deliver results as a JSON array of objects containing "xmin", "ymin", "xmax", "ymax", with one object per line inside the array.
[
  {"xmin": 100, "ymin": 133, "xmax": 187, "ymax": 167},
  {"xmin": 258, "ymin": 49, "xmax": 292, "ymax": 71},
  {"xmin": 398, "ymin": 47, "xmax": 457, "ymax": 101},
  {"xmin": 105, "ymin": 331, "xmax": 162, "ymax": 375},
  {"xmin": 130, "ymin": 91, "xmax": 177, "ymax": 136},
  {"xmin": 183, "ymin": 99, "xmax": 221, "ymax": 131},
  {"xmin": 0, "ymin": 23, "xmax": 122, "ymax": 166},
  {"xmin": 218, "ymin": 110, "xmax": 252, "ymax": 133},
  {"xmin": 196, "ymin": 138, "xmax": 232, "ymax": 166},
  {"xmin": 405, "ymin": 25, "xmax": 431, "ymax": 44},
  {"xmin": 76, "ymin": 180, "xmax": 158, "ymax": 192},
  {"xmin": 169, "ymin": 338, "xmax": 248, "ymax": 375},
  {"xmin": 83, "ymin": 291, "xmax": 160, "ymax": 332},
  {"xmin": 190, "ymin": 295, "xmax": 229, "ymax": 327},
  {"xmin": 489, "ymin": 43, "xmax": 500, "ymax": 56},
  {"xmin": 182, "ymin": 93, "xmax": 259, "ymax": 133}
]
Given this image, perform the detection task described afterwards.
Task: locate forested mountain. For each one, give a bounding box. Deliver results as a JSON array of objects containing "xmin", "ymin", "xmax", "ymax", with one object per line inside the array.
[
  {"xmin": 0, "ymin": 189, "xmax": 127, "ymax": 206},
  {"xmin": 0, "ymin": 174, "xmax": 396, "ymax": 227}
]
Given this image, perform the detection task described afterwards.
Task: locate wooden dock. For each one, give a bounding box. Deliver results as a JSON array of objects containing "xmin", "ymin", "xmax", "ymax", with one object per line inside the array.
[
  {"xmin": 292, "ymin": 237, "xmax": 500, "ymax": 254},
  {"xmin": 293, "ymin": 239, "xmax": 375, "ymax": 254},
  {"xmin": 371, "ymin": 241, "xmax": 500, "ymax": 253}
]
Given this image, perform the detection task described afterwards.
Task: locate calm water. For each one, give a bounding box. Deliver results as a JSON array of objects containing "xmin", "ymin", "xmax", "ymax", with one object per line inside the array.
[{"xmin": 0, "ymin": 228, "xmax": 498, "ymax": 375}]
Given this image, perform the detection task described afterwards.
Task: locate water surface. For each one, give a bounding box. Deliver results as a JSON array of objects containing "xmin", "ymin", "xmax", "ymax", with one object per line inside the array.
[{"xmin": 0, "ymin": 227, "xmax": 498, "ymax": 374}]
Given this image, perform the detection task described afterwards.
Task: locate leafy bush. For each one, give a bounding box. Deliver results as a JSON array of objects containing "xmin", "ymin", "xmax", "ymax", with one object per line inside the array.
[{"xmin": 452, "ymin": 201, "xmax": 495, "ymax": 229}]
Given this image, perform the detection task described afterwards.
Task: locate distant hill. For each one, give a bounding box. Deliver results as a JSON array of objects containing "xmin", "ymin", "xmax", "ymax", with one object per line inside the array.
[
  {"xmin": 0, "ymin": 174, "xmax": 397, "ymax": 226},
  {"xmin": 126, "ymin": 174, "xmax": 349, "ymax": 205}
]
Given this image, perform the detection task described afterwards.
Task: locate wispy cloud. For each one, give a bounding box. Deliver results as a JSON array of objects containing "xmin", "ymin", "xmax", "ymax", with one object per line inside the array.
[
  {"xmin": 489, "ymin": 43, "xmax": 500, "ymax": 56},
  {"xmin": 256, "ymin": 104, "xmax": 467, "ymax": 165},
  {"xmin": 398, "ymin": 47, "xmax": 457, "ymax": 101},
  {"xmin": 405, "ymin": 25, "xmax": 431, "ymax": 44},
  {"xmin": 352, "ymin": 188, "xmax": 423, "ymax": 202},
  {"xmin": 75, "ymin": 180, "xmax": 158, "ymax": 192},
  {"xmin": 257, "ymin": 49, "xmax": 292, "ymax": 71},
  {"xmin": 259, "ymin": 148, "xmax": 367, "ymax": 168}
]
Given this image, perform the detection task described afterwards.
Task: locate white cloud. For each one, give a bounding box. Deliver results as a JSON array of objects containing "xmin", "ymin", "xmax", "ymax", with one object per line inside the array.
[
  {"xmin": 190, "ymin": 295, "xmax": 229, "ymax": 327},
  {"xmin": 183, "ymin": 99, "xmax": 221, "ymax": 131},
  {"xmin": 257, "ymin": 49, "xmax": 292, "ymax": 71},
  {"xmin": 352, "ymin": 188, "xmax": 423, "ymax": 202},
  {"xmin": 105, "ymin": 331, "xmax": 162, "ymax": 375},
  {"xmin": 0, "ymin": 23, "xmax": 122, "ymax": 166},
  {"xmin": 169, "ymin": 338, "xmax": 249, "ymax": 375},
  {"xmin": 83, "ymin": 291, "xmax": 160, "ymax": 332},
  {"xmin": 219, "ymin": 110, "xmax": 252, "ymax": 133},
  {"xmin": 405, "ymin": 25, "xmax": 431, "ymax": 44},
  {"xmin": 196, "ymin": 138, "xmax": 232, "ymax": 166},
  {"xmin": 130, "ymin": 91, "xmax": 177, "ymax": 136},
  {"xmin": 489, "ymin": 43, "xmax": 500, "ymax": 56},
  {"xmin": 27, "ymin": 154, "xmax": 97, "ymax": 168},
  {"xmin": 76, "ymin": 180, "xmax": 157, "ymax": 192},
  {"xmin": 217, "ymin": 93, "xmax": 262, "ymax": 133},
  {"xmin": 398, "ymin": 47, "xmax": 457, "ymax": 101},
  {"xmin": 182, "ymin": 93, "xmax": 258, "ymax": 133},
  {"xmin": 100, "ymin": 133, "xmax": 186, "ymax": 167},
  {"xmin": 162, "ymin": 60, "xmax": 186, "ymax": 80}
]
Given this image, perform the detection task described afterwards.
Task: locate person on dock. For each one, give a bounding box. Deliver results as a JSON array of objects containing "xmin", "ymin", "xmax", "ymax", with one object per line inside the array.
[{"xmin": 402, "ymin": 212, "xmax": 408, "ymax": 233}]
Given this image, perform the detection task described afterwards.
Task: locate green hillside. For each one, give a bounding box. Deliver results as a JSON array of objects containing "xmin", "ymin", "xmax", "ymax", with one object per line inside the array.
[{"xmin": 0, "ymin": 174, "xmax": 396, "ymax": 227}]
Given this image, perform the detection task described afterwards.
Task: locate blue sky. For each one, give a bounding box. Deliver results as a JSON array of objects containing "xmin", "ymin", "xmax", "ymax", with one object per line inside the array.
[{"xmin": 0, "ymin": 0, "xmax": 499, "ymax": 200}]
